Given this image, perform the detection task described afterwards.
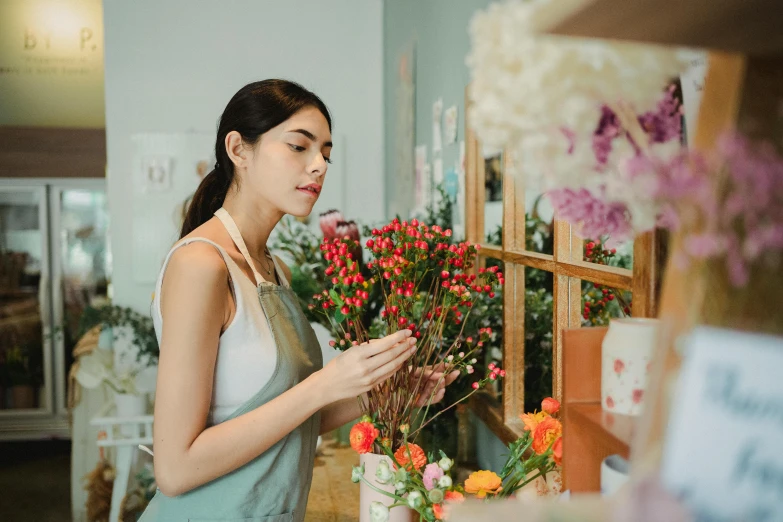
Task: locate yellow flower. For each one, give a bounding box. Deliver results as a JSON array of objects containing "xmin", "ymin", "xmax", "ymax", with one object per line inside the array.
[
  {"xmin": 520, "ymin": 411, "xmax": 548, "ymax": 432},
  {"xmin": 464, "ymin": 470, "xmax": 503, "ymax": 498}
]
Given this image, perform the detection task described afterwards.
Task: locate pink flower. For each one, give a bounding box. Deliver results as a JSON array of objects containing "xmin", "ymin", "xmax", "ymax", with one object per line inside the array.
[
  {"xmin": 632, "ymin": 389, "xmax": 644, "ymax": 404},
  {"xmin": 319, "ymin": 209, "xmax": 344, "ymax": 239},
  {"xmin": 422, "ymin": 462, "xmax": 444, "ymax": 490},
  {"xmin": 335, "ymin": 220, "xmax": 363, "ymax": 263},
  {"xmin": 614, "ymin": 359, "xmax": 625, "ymax": 375}
]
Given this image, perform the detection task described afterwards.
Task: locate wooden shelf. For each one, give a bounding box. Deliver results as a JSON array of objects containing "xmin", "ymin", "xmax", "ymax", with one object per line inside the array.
[
  {"xmin": 561, "ymin": 326, "xmax": 637, "ymax": 492},
  {"xmin": 568, "ymin": 403, "xmax": 634, "ymax": 458},
  {"xmin": 535, "ymin": 0, "xmax": 783, "ymax": 56},
  {"xmin": 469, "ymin": 392, "xmax": 525, "ymax": 445}
]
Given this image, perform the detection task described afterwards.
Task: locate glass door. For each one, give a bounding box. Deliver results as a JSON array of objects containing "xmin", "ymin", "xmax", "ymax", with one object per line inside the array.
[
  {"xmin": 0, "ymin": 186, "xmax": 51, "ymax": 414},
  {"xmin": 50, "ymin": 182, "xmax": 110, "ymax": 416}
]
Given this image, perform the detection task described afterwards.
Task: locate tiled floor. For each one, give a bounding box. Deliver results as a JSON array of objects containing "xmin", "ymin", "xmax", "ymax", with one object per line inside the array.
[{"xmin": 306, "ymin": 438, "xmax": 360, "ymax": 522}]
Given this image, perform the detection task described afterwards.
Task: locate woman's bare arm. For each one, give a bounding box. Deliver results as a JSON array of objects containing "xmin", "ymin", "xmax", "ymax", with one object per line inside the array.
[{"xmin": 153, "ymin": 244, "xmax": 417, "ymax": 496}]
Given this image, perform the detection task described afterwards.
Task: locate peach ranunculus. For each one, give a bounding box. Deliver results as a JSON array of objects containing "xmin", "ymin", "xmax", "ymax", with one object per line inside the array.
[
  {"xmin": 520, "ymin": 410, "xmax": 548, "ymax": 432},
  {"xmin": 541, "ymin": 397, "xmax": 560, "ymax": 415},
  {"xmin": 551, "ymin": 436, "xmax": 563, "ymax": 466},
  {"xmin": 349, "ymin": 421, "xmax": 380, "ymax": 454},
  {"xmin": 432, "ymin": 503, "xmax": 444, "ymax": 520},
  {"xmin": 533, "ymin": 417, "xmax": 563, "ymax": 455},
  {"xmin": 393, "ymin": 443, "xmax": 427, "ymax": 471},
  {"xmin": 532, "ymin": 417, "xmax": 563, "ymax": 455},
  {"xmin": 464, "ymin": 470, "xmax": 503, "ymax": 498}
]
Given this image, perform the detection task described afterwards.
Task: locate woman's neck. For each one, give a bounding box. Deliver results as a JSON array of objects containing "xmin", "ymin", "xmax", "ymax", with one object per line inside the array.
[{"xmin": 221, "ymin": 192, "xmax": 283, "ymax": 259}]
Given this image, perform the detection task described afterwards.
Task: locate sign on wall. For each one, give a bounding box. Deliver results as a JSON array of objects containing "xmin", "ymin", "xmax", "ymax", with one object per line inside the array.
[{"xmin": 0, "ymin": 0, "xmax": 104, "ymax": 128}]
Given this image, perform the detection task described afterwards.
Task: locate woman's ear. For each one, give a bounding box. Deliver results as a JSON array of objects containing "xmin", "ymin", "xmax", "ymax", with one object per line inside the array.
[{"xmin": 225, "ymin": 131, "xmax": 248, "ymax": 170}]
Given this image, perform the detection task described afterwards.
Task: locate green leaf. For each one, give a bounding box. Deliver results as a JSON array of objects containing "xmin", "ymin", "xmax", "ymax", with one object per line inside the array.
[
  {"xmin": 329, "ymin": 289, "xmax": 344, "ymax": 307},
  {"xmin": 334, "ymin": 309, "xmax": 346, "ymax": 324}
]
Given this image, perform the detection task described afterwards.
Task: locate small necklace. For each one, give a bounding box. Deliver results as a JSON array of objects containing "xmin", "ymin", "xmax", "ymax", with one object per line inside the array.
[{"xmin": 251, "ymin": 251, "xmax": 274, "ymax": 275}]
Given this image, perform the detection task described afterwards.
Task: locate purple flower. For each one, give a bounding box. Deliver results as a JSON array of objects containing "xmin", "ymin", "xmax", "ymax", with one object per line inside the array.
[
  {"xmin": 422, "ymin": 462, "xmax": 444, "ymax": 490},
  {"xmin": 548, "ymin": 187, "xmax": 634, "ymax": 242}
]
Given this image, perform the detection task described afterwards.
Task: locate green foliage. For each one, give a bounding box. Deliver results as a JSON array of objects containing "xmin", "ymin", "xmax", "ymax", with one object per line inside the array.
[
  {"xmin": 2, "ymin": 343, "xmax": 43, "ymax": 387},
  {"xmin": 76, "ymin": 305, "xmax": 159, "ymax": 365}
]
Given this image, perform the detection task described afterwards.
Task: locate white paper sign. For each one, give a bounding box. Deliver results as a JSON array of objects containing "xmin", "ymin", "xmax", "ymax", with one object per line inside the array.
[
  {"xmin": 432, "ymin": 98, "xmax": 443, "ymax": 153},
  {"xmin": 661, "ymin": 326, "xmax": 783, "ymax": 522},
  {"xmin": 680, "ymin": 53, "xmax": 708, "ymax": 146},
  {"xmin": 444, "ymin": 105, "xmax": 458, "ymax": 145}
]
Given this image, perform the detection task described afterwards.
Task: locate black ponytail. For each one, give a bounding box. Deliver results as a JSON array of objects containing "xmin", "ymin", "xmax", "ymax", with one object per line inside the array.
[{"xmin": 180, "ymin": 79, "xmax": 332, "ymax": 238}]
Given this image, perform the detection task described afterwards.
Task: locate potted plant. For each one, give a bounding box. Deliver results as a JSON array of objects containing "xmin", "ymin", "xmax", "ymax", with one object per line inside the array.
[
  {"xmin": 72, "ymin": 304, "xmax": 159, "ymax": 419},
  {"xmin": 4, "ymin": 344, "xmax": 40, "ymax": 409}
]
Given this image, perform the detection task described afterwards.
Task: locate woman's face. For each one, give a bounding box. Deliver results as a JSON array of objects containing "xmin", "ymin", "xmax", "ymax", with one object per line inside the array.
[{"xmin": 242, "ymin": 106, "xmax": 332, "ymax": 217}]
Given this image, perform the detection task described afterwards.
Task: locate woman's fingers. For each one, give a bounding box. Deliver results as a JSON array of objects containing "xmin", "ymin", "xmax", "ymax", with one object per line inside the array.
[
  {"xmin": 364, "ymin": 330, "xmax": 412, "ymax": 357},
  {"xmin": 367, "ymin": 337, "xmax": 416, "ymax": 370},
  {"xmin": 369, "ymin": 343, "xmax": 417, "ymax": 384}
]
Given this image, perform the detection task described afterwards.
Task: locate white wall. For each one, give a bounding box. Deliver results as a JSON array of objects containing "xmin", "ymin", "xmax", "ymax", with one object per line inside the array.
[{"xmin": 103, "ymin": 0, "xmax": 384, "ymax": 311}]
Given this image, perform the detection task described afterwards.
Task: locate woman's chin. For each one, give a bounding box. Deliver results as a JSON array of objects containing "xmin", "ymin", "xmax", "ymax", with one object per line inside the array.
[{"xmin": 284, "ymin": 203, "xmax": 316, "ymax": 218}]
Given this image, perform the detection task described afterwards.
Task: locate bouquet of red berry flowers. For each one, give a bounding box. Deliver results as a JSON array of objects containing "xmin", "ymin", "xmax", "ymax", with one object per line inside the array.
[{"xmin": 311, "ymin": 217, "xmax": 505, "ymax": 449}]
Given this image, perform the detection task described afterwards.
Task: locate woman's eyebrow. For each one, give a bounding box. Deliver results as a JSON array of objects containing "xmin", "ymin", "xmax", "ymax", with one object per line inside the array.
[{"xmin": 289, "ymin": 129, "xmax": 332, "ymax": 147}]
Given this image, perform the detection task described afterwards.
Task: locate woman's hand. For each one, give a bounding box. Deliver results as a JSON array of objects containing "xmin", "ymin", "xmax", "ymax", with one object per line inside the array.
[
  {"xmin": 412, "ymin": 363, "xmax": 460, "ymax": 408},
  {"xmin": 315, "ymin": 330, "xmax": 417, "ymax": 403}
]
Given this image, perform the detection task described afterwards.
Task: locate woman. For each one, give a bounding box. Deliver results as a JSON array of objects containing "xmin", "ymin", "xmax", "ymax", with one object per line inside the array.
[{"xmin": 140, "ymin": 80, "xmax": 456, "ymax": 521}]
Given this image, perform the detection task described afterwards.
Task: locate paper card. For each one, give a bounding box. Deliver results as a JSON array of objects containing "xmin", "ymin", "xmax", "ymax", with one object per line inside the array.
[
  {"xmin": 420, "ymin": 164, "xmax": 432, "ymax": 210},
  {"xmin": 661, "ymin": 326, "xmax": 783, "ymax": 522},
  {"xmin": 444, "ymin": 105, "xmax": 458, "ymax": 145},
  {"xmin": 679, "ymin": 53, "xmax": 708, "ymax": 147},
  {"xmin": 432, "ymin": 98, "xmax": 443, "ymax": 153}
]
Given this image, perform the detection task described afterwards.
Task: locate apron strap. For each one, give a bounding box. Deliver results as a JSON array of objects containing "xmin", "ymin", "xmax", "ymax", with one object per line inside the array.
[{"xmin": 215, "ymin": 208, "xmax": 270, "ymax": 286}]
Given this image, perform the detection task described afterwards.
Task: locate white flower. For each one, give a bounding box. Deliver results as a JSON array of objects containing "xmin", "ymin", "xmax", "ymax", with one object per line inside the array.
[
  {"xmin": 438, "ymin": 456, "xmax": 453, "ymax": 471},
  {"xmin": 466, "ymin": 0, "xmax": 693, "ymax": 193},
  {"xmin": 75, "ymin": 349, "xmax": 113, "ymax": 389},
  {"xmin": 394, "ymin": 481, "xmax": 407, "ymax": 494},
  {"xmin": 428, "ymin": 488, "xmax": 444, "ymax": 504},
  {"xmin": 438, "ymin": 475, "xmax": 453, "ymax": 489},
  {"xmin": 369, "ymin": 501, "xmax": 390, "ymax": 522},
  {"xmin": 407, "ymin": 490, "xmax": 424, "ymax": 509},
  {"xmin": 375, "ymin": 459, "xmax": 394, "ymax": 485}
]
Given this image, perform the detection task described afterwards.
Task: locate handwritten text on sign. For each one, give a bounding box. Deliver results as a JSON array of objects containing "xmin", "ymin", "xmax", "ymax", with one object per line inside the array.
[{"xmin": 661, "ymin": 327, "xmax": 783, "ymax": 522}]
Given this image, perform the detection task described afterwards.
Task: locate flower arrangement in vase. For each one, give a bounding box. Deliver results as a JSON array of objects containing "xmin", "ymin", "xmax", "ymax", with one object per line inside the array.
[
  {"xmin": 349, "ymin": 397, "xmax": 563, "ymax": 522},
  {"xmin": 311, "ymin": 217, "xmax": 505, "ymax": 450}
]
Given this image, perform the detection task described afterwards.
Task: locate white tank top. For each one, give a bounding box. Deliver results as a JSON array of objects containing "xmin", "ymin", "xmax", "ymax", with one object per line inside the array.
[{"xmin": 152, "ymin": 235, "xmax": 287, "ymax": 425}]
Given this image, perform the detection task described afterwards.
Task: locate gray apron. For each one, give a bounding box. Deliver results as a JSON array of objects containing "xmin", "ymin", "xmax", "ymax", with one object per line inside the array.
[{"xmin": 140, "ymin": 208, "xmax": 323, "ymax": 522}]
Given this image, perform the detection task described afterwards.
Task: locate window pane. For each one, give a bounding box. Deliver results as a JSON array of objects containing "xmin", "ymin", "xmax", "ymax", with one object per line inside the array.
[
  {"xmin": 58, "ymin": 189, "xmax": 111, "ymax": 397},
  {"xmin": 483, "ymin": 148, "xmax": 503, "ymax": 246},
  {"xmin": 524, "ymin": 192, "xmax": 554, "ymax": 255},
  {"xmin": 580, "ymin": 236, "xmax": 634, "ymax": 270},
  {"xmin": 581, "ymin": 282, "xmax": 633, "ymax": 327},
  {"xmin": 0, "ymin": 190, "xmax": 46, "ymax": 410},
  {"xmin": 470, "ymin": 257, "xmax": 503, "ymax": 400},
  {"xmin": 523, "ymin": 264, "xmax": 553, "ymax": 412}
]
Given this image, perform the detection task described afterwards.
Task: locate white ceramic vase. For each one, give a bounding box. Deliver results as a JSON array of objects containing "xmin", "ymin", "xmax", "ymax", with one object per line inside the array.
[
  {"xmin": 359, "ymin": 453, "xmax": 413, "ymax": 522},
  {"xmin": 114, "ymin": 392, "xmax": 147, "ymax": 435},
  {"xmin": 601, "ymin": 318, "xmax": 660, "ymax": 416}
]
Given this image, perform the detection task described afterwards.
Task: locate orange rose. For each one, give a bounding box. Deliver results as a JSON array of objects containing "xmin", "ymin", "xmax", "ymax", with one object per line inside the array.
[
  {"xmin": 541, "ymin": 397, "xmax": 560, "ymax": 415},
  {"xmin": 520, "ymin": 411, "xmax": 548, "ymax": 432},
  {"xmin": 552, "ymin": 436, "xmax": 563, "ymax": 466},
  {"xmin": 464, "ymin": 470, "xmax": 503, "ymax": 498},
  {"xmin": 444, "ymin": 491, "xmax": 465, "ymax": 503},
  {"xmin": 393, "ymin": 443, "xmax": 427, "ymax": 471},
  {"xmin": 432, "ymin": 503, "xmax": 444, "ymax": 520},
  {"xmin": 532, "ymin": 417, "xmax": 562, "ymax": 455},
  {"xmin": 349, "ymin": 421, "xmax": 379, "ymax": 454}
]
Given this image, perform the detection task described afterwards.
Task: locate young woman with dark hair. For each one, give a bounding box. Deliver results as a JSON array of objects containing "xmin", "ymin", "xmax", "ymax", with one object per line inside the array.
[{"xmin": 139, "ymin": 80, "xmax": 456, "ymax": 521}]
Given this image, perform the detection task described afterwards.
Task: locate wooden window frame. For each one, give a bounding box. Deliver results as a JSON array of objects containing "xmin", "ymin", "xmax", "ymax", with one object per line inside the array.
[{"xmin": 464, "ymin": 86, "xmax": 664, "ymax": 443}]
